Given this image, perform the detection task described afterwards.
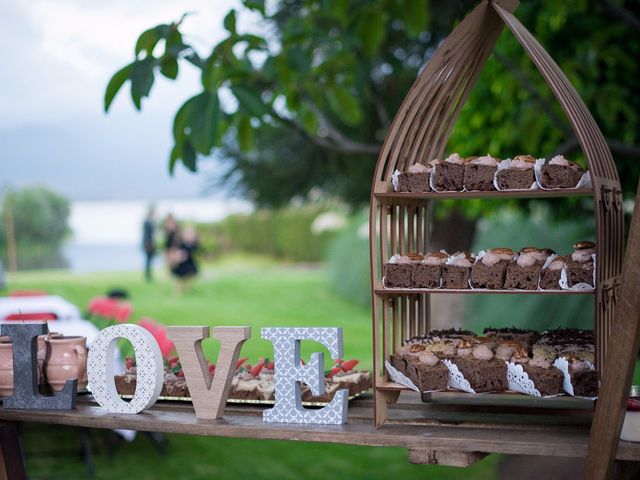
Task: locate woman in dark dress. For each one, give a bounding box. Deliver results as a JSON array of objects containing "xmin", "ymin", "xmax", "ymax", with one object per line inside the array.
[{"xmin": 170, "ymin": 226, "xmax": 199, "ymax": 294}]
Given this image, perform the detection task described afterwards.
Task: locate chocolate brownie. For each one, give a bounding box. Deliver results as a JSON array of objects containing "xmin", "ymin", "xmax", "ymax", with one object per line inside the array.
[
  {"xmin": 463, "ymin": 155, "xmax": 499, "ymax": 191},
  {"xmin": 470, "ymin": 248, "xmax": 515, "ymax": 289},
  {"xmin": 570, "ymin": 367, "xmax": 598, "ymax": 397},
  {"xmin": 484, "ymin": 327, "xmax": 539, "ymax": 351},
  {"xmin": 539, "ymin": 155, "xmax": 584, "ymax": 189},
  {"xmin": 432, "ymin": 153, "xmax": 465, "ymax": 192},
  {"xmin": 396, "ymin": 163, "xmax": 432, "ymax": 192},
  {"xmin": 449, "ymin": 349, "xmax": 508, "ymax": 393},
  {"xmin": 496, "ymin": 154, "xmax": 536, "ymax": 190},
  {"xmin": 442, "ymin": 253, "xmax": 475, "ymax": 289},
  {"xmin": 384, "ymin": 254, "xmax": 422, "ymax": 288},
  {"xmin": 405, "ymin": 355, "xmax": 448, "ymax": 391},
  {"xmin": 539, "ymin": 256, "xmax": 566, "ymax": 290},
  {"xmin": 567, "ymin": 241, "xmax": 595, "ymax": 287},
  {"xmin": 522, "ymin": 364, "xmax": 564, "ymax": 396},
  {"xmin": 504, "ymin": 247, "xmax": 553, "ymax": 290},
  {"xmin": 412, "ymin": 252, "xmax": 448, "ymax": 288}
]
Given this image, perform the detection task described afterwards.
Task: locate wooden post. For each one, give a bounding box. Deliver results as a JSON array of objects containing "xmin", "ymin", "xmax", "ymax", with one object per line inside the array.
[
  {"xmin": 0, "ymin": 422, "xmax": 26, "ymax": 480},
  {"xmin": 585, "ymin": 180, "xmax": 640, "ymax": 479}
]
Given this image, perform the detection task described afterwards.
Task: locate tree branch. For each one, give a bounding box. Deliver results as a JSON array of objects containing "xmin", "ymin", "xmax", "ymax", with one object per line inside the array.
[
  {"xmin": 554, "ymin": 136, "xmax": 640, "ymax": 158},
  {"xmin": 599, "ymin": 0, "xmax": 640, "ymax": 34}
]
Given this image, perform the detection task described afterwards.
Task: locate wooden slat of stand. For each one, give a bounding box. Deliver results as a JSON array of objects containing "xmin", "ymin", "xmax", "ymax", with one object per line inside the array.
[
  {"xmin": 375, "ymin": 188, "xmax": 593, "ymax": 200},
  {"xmin": 375, "ymin": 288, "xmax": 593, "ymax": 296},
  {"xmin": 2, "ymin": 395, "xmax": 640, "ymax": 465},
  {"xmin": 585, "ymin": 181, "xmax": 640, "ymax": 479}
]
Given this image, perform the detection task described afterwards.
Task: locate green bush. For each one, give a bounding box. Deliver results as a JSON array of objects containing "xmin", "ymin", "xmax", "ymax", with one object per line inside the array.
[
  {"xmin": 325, "ymin": 213, "xmax": 371, "ymax": 307},
  {"xmin": 196, "ymin": 205, "xmax": 340, "ymax": 262}
]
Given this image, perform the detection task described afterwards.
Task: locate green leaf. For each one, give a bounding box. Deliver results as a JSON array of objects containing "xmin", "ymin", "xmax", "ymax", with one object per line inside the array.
[
  {"xmin": 104, "ymin": 63, "xmax": 132, "ymax": 112},
  {"xmin": 357, "ymin": 11, "xmax": 386, "ymax": 57},
  {"xmin": 404, "ymin": 0, "xmax": 429, "ymax": 38},
  {"xmin": 230, "ymin": 85, "xmax": 270, "ymax": 118},
  {"xmin": 172, "ymin": 100, "xmax": 190, "ymax": 140},
  {"xmin": 130, "ymin": 57, "xmax": 156, "ymax": 110},
  {"xmin": 326, "ymin": 85, "xmax": 362, "ymax": 126},
  {"xmin": 182, "ymin": 140, "xmax": 197, "ymax": 172},
  {"xmin": 286, "ymin": 46, "xmax": 311, "ymax": 74},
  {"xmin": 185, "ymin": 91, "xmax": 220, "ymax": 154},
  {"xmin": 298, "ymin": 103, "xmax": 318, "ymax": 134},
  {"xmin": 135, "ymin": 28, "xmax": 159, "ymax": 56},
  {"xmin": 169, "ymin": 143, "xmax": 180, "ymax": 175},
  {"xmin": 223, "ymin": 10, "xmax": 237, "ymax": 34},
  {"xmin": 238, "ymin": 115, "xmax": 253, "ymax": 151},
  {"xmin": 160, "ymin": 57, "xmax": 179, "ymax": 79},
  {"xmin": 242, "ymin": 0, "xmax": 265, "ymax": 15}
]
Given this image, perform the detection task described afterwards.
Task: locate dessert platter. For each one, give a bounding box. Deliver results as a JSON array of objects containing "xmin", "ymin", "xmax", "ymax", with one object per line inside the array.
[
  {"xmin": 392, "ymin": 153, "xmax": 590, "ymax": 193},
  {"xmin": 388, "ymin": 328, "xmax": 598, "ymax": 399},
  {"xmin": 115, "ymin": 356, "xmax": 371, "ymax": 406},
  {"xmin": 383, "ymin": 241, "xmax": 596, "ymax": 291}
]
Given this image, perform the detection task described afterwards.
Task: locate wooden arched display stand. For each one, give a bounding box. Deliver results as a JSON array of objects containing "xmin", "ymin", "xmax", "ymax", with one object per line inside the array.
[{"xmin": 369, "ymin": 0, "xmax": 624, "ymax": 427}]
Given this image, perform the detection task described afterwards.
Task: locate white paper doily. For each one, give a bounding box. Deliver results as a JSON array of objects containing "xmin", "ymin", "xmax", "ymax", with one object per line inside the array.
[
  {"xmin": 384, "ymin": 360, "xmax": 419, "ymax": 392},
  {"xmin": 392, "ymin": 169, "xmax": 400, "ymax": 191},
  {"xmin": 507, "ymin": 362, "xmax": 541, "ymax": 396},
  {"xmin": 442, "ymin": 359, "xmax": 476, "ymax": 393},
  {"xmin": 535, "ymin": 159, "xmax": 592, "ymax": 190},
  {"xmin": 553, "ymin": 357, "xmax": 597, "ymax": 399}
]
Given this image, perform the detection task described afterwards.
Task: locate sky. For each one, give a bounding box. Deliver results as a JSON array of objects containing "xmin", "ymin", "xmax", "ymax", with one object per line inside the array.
[{"xmin": 0, "ymin": 0, "xmax": 253, "ymax": 201}]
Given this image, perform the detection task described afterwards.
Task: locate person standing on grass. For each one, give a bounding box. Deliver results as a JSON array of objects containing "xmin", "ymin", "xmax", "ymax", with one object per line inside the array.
[
  {"xmin": 170, "ymin": 225, "xmax": 199, "ymax": 294},
  {"xmin": 142, "ymin": 205, "xmax": 156, "ymax": 282},
  {"xmin": 162, "ymin": 213, "xmax": 178, "ymax": 270}
]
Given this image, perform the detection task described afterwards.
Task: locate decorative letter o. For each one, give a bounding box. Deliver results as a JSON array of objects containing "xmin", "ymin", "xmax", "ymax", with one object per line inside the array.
[{"xmin": 87, "ymin": 325, "xmax": 163, "ymax": 413}]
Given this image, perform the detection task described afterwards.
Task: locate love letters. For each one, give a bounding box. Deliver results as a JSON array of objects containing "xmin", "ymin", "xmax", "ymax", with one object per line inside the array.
[{"xmin": 0, "ymin": 323, "xmax": 349, "ymax": 425}]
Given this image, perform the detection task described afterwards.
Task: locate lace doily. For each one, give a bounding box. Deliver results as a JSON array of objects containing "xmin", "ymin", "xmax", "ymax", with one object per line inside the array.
[
  {"xmin": 507, "ymin": 362, "xmax": 541, "ymax": 397},
  {"xmin": 534, "ymin": 158, "xmax": 592, "ymax": 190},
  {"xmin": 559, "ymin": 254, "xmax": 596, "ymax": 291},
  {"xmin": 391, "ymin": 169, "xmax": 400, "ymax": 191},
  {"xmin": 442, "ymin": 359, "xmax": 476, "ymax": 393},
  {"xmin": 553, "ymin": 357, "xmax": 598, "ymax": 399},
  {"xmin": 384, "ymin": 361, "xmax": 419, "ymax": 392}
]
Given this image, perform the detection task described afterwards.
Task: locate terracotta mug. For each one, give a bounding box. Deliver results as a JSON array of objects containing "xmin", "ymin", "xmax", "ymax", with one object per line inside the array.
[
  {"xmin": 0, "ymin": 336, "xmax": 48, "ymax": 397},
  {"xmin": 44, "ymin": 336, "xmax": 88, "ymax": 392}
]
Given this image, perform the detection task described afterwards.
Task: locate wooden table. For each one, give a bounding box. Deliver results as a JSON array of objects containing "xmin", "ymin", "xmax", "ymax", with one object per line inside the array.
[{"xmin": 2, "ymin": 392, "xmax": 640, "ymax": 477}]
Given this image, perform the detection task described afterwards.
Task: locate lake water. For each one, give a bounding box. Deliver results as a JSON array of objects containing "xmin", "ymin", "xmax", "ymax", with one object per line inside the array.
[{"xmin": 60, "ymin": 198, "xmax": 252, "ymax": 272}]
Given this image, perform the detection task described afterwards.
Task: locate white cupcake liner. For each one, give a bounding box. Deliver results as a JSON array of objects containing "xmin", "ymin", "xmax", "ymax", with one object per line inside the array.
[
  {"xmin": 392, "ymin": 169, "xmax": 400, "ymax": 191},
  {"xmin": 559, "ymin": 253, "xmax": 596, "ymax": 291}
]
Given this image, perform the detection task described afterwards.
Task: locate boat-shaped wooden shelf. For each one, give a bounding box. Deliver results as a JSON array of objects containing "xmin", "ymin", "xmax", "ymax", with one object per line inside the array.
[
  {"xmin": 374, "ymin": 287, "xmax": 594, "ymax": 296},
  {"xmin": 374, "ymin": 187, "xmax": 593, "ymax": 202}
]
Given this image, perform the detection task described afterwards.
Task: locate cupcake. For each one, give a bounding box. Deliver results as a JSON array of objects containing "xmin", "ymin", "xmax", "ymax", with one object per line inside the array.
[
  {"xmin": 395, "ymin": 163, "xmax": 432, "ymax": 193},
  {"xmin": 442, "ymin": 252, "xmax": 475, "ymax": 289},
  {"xmin": 470, "ymin": 248, "xmax": 515, "ymax": 289},
  {"xmin": 496, "ymin": 154, "xmax": 536, "ymax": 190},
  {"xmin": 412, "ymin": 251, "xmax": 448, "ymax": 288},
  {"xmin": 539, "ymin": 256, "xmax": 566, "ymax": 290},
  {"xmin": 566, "ymin": 241, "xmax": 595, "ymax": 287},
  {"xmin": 463, "ymin": 154, "xmax": 499, "ymax": 191},
  {"xmin": 504, "ymin": 247, "xmax": 554, "ymax": 290}
]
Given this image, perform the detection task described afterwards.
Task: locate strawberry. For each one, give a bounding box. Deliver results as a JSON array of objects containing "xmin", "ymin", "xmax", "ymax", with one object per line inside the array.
[
  {"xmin": 208, "ymin": 364, "xmax": 216, "ymax": 375},
  {"xmin": 168, "ymin": 356, "xmax": 179, "ymax": 365},
  {"xmin": 125, "ymin": 357, "xmax": 134, "ymax": 370},
  {"xmin": 236, "ymin": 357, "xmax": 248, "ymax": 369},
  {"xmin": 326, "ymin": 366, "xmax": 342, "ymax": 378},
  {"xmin": 176, "ymin": 369, "xmax": 185, "ymax": 378},
  {"xmin": 340, "ymin": 359, "xmax": 359, "ymax": 371},
  {"xmin": 333, "ymin": 358, "xmax": 343, "ymax": 366},
  {"xmin": 266, "ymin": 361, "xmax": 274, "ymax": 370},
  {"xmin": 250, "ymin": 357, "xmax": 265, "ymax": 377}
]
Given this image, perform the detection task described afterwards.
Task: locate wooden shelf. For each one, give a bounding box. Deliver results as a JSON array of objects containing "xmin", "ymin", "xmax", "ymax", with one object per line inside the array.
[
  {"xmin": 2, "ymin": 394, "xmax": 639, "ymax": 462},
  {"xmin": 375, "ymin": 188, "xmax": 593, "ymax": 202},
  {"xmin": 375, "ymin": 287, "xmax": 594, "ymax": 296}
]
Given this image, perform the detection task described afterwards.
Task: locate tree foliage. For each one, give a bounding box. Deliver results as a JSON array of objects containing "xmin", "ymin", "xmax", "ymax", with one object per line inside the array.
[{"xmin": 105, "ymin": 0, "xmax": 640, "ymax": 211}]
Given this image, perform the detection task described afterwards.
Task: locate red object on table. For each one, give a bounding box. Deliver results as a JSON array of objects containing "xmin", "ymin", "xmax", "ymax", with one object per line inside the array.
[
  {"xmin": 4, "ymin": 312, "xmax": 57, "ymax": 321},
  {"xmin": 8, "ymin": 290, "xmax": 48, "ymax": 297}
]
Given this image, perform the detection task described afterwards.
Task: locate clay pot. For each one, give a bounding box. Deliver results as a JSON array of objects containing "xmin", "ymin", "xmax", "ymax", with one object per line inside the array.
[{"xmin": 43, "ymin": 336, "xmax": 88, "ymax": 392}]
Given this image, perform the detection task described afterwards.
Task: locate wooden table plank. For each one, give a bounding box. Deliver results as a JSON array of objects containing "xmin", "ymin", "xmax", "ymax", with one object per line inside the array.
[{"xmin": 1, "ymin": 396, "xmax": 639, "ymax": 461}]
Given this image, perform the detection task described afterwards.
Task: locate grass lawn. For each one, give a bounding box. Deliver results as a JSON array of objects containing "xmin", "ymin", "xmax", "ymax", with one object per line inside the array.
[{"xmin": 6, "ymin": 254, "xmax": 501, "ymax": 479}]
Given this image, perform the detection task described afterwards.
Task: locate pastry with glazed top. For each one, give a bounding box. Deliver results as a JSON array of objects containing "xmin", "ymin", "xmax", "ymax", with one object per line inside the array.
[
  {"xmin": 412, "ymin": 251, "xmax": 448, "ymax": 288},
  {"xmin": 470, "ymin": 247, "xmax": 515, "ymax": 289},
  {"xmin": 383, "ymin": 253, "xmax": 422, "ymax": 288},
  {"xmin": 496, "ymin": 154, "xmax": 536, "ymax": 190},
  {"xmin": 539, "ymin": 256, "xmax": 566, "ymax": 290},
  {"xmin": 504, "ymin": 247, "xmax": 554, "ymax": 290},
  {"xmin": 449, "ymin": 344, "xmax": 508, "ymax": 393},
  {"xmin": 432, "ymin": 153, "xmax": 465, "ymax": 192},
  {"xmin": 483, "ymin": 327, "xmax": 539, "ymax": 351},
  {"xmin": 539, "ymin": 155, "xmax": 584, "ymax": 189},
  {"xmin": 566, "ymin": 241, "xmax": 595, "ymax": 287},
  {"xmin": 395, "ymin": 163, "xmax": 432, "ymax": 193},
  {"xmin": 442, "ymin": 252, "xmax": 475, "ymax": 289},
  {"xmin": 463, "ymin": 154, "xmax": 499, "ymax": 191}
]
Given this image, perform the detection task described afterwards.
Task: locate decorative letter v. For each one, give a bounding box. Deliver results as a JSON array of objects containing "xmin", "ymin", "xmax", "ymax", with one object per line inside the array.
[{"xmin": 166, "ymin": 326, "xmax": 250, "ymax": 420}]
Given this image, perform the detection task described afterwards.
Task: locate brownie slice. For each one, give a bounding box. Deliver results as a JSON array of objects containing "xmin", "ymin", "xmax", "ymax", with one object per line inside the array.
[
  {"xmin": 396, "ymin": 164, "xmax": 432, "ymax": 192},
  {"xmin": 463, "ymin": 156, "xmax": 498, "ymax": 191},
  {"xmin": 496, "ymin": 154, "xmax": 536, "ymax": 190},
  {"xmin": 405, "ymin": 356, "xmax": 448, "ymax": 392},
  {"xmin": 432, "ymin": 153, "xmax": 465, "ymax": 192},
  {"xmin": 504, "ymin": 247, "xmax": 553, "ymax": 290},
  {"xmin": 570, "ymin": 368, "xmax": 599, "ymax": 397},
  {"xmin": 540, "ymin": 156, "xmax": 584, "ymax": 189},
  {"xmin": 539, "ymin": 256, "xmax": 566, "ymax": 290},
  {"xmin": 567, "ymin": 241, "xmax": 595, "ymax": 287},
  {"xmin": 442, "ymin": 253, "xmax": 475, "ymax": 289},
  {"xmin": 384, "ymin": 254, "xmax": 422, "ymax": 288},
  {"xmin": 522, "ymin": 364, "xmax": 564, "ymax": 396},
  {"xmin": 114, "ymin": 374, "xmax": 136, "ymax": 395},
  {"xmin": 412, "ymin": 252, "xmax": 448, "ymax": 288},
  {"xmin": 470, "ymin": 248, "xmax": 514, "ymax": 289},
  {"xmin": 450, "ymin": 356, "xmax": 508, "ymax": 393}
]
